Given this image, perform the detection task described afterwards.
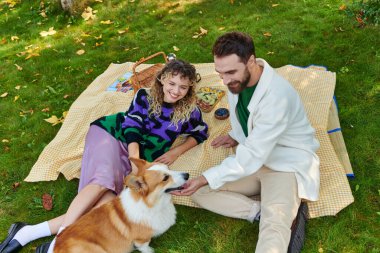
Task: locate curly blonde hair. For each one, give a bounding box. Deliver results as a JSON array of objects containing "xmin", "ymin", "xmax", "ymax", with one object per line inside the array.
[{"xmin": 148, "ymin": 60, "xmax": 201, "ymax": 127}]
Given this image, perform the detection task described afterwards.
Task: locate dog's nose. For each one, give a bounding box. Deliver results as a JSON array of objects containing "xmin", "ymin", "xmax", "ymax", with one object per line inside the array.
[{"xmin": 183, "ymin": 173, "xmax": 190, "ymax": 180}]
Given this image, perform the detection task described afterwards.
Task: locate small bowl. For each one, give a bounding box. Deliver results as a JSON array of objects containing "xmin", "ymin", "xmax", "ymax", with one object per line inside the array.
[{"xmin": 215, "ymin": 108, "xmax": 229, "ymax": 120}]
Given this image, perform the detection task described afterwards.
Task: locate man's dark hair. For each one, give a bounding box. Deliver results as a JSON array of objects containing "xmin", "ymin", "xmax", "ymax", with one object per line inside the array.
[{"xmin": 212, "ymin": 31, "xmax": 256, "ymax": 63}]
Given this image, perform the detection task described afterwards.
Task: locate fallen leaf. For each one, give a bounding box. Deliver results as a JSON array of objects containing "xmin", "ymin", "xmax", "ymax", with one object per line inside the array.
[
  {"xmin": 41, "ymin": 107, "xmax": 50, "ymax": 112},
  {"xmin": 44, "ymin": 115, "xmax": 60, "ymax": 125},
  {"xmin": 14, "ymin": 95, "xmax": 19, "ymax": 102},
  {"xmin": 15, "ymin": 85, "xmax": 21, "ymax": 90},
  {"xmin": 95, "ymin": 0, "xmax": 103, "ymax": 2},
  {"xmin": 95, "ymin": 42, "xmax": 104, "ymax": 47},
  {"xmin": 339, "ymin": 4, "xmax": 346, "ymax": 11},
  {"xmin": 192, "ymin": 27, "xmax": 208, "ymax": 39},
  {"xmin": 42, "ymin": 193, "xmax": 53, "ymax": 211},
  {"xmin": 82, "ymin": 7, "xmax": 96, "ymax": 21},
  {"xmin": 218, "ymin": 27, "xmax": 225, "ymax": 31},
  {"xmin": 118, "ymin": 28, "xmax": 129, "ymax": 34},
  {"xmin": 44, "ymin": 111, "xmax": 67, "ymax": 126},
  {"xmin": 85, "ymin": 69, "xmax": 93, "ymax": 74},
  {"xmin": 40, "ymin": 27, "xmax": 56, "ymax": 37},
  {"xmin": 263, "ymin": 32, "xmax": 272, "ymax": 37},
  {"xmin": 14, "ymin": 64, "xmax": 22, "ymax": 71},
  {"xmin": 76, "ymin": 49, "xmax": 85, "ymax": 55},
  {"xmin": 63, "ymin": 94, "xmax": 70, "ymax": 99},
  {"xmin": 1, "ymin": 38, "xmax": 7, "ymax": 44},
  {"xmin": 272, "ymin": 4, "xmax": 280, "ymax": 7},
  {"xmin": 24, "ymin": 48, "xmax": 40, "ymax": 60},
  {"xmin": 2, "ymin": 139, "xmax": 9, "ymax": 143},
  {"xmin": 12, "ymin": 182, "xmax": 20, "ymax": 189},
  {"xmin": 11, "ymin": 36, "xmax": 19, "ymax": 41},
  {"xmin": 40, "ymin": 10, "xmax": 47, "ymax": 18},
  {"xmin": 100, "ymin": 20, "xmax": 113, "ymax": 25},
  {"xmin": 267, "ymin": 51, "xmax": 274, "ymax": 55},
  {"xmin": 94, "ymin": 35, "xmax": 102, "ymax": 40},
  {"xmin": 173, "ymin": 46, "xmax": 180, "ymax": 51},
  {"xmin": 1, "ymin": 92, "xmax": 8, "ymax": 98}
]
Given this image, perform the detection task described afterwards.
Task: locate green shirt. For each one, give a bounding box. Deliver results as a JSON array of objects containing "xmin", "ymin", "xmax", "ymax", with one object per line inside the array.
[{"xmin": 236, "ymin": 85, "xmax": 257, "ymax": 137}]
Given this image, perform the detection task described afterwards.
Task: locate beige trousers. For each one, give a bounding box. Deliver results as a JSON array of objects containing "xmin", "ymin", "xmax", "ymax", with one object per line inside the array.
[{"xmin": 192, "ymin": 166, "xmax": 300, "ymax": 253}]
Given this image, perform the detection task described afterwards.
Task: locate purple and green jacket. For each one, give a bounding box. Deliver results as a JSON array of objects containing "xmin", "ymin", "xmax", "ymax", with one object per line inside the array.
[{"xmin": 92, "ymin": 89, "xmax": 208, "ymax": 162}]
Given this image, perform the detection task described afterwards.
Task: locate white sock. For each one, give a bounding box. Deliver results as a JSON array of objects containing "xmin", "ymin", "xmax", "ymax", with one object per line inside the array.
[
  {"xmin": 47, "ymin": 226, "xmax": 65, "ymax": 253},
  {"xmin": 12, "ymin": 221, "xmax": 52, "ymax": 246},
  {"xmin": 247, "ymin": 201, "xmax": 261, "ymax": 223}
]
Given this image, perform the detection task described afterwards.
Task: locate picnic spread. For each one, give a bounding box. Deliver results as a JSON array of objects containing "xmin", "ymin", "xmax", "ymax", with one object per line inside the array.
[{"xmin": 25, "ymin": 60, "xmax": 354, "ymax": 218}]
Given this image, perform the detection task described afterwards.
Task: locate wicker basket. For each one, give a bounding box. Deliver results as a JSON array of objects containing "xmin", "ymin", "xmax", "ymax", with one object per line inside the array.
[{"xmin": 130, "ymin": 52, "xmax": 168, "ymax": 93}]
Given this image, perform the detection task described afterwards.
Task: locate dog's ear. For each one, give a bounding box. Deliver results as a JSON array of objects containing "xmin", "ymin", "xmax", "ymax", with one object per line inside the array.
[
  {"xmin": 124, "ymin": 174, "xmax": 148, "ymax": 195},
  {"xmin": 129, "ymin": 157, "xmax": 151, "ymax": 176}
]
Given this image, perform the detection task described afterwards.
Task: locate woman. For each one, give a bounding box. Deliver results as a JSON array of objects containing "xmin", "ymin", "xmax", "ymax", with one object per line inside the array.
[{"xmin": 0, "ymin": 59, "xmax": 208, "ymax": 253}]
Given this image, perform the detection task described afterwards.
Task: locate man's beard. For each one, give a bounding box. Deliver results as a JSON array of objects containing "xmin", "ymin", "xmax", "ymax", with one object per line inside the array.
[{"xmin": 227, "ymin": 69, "xmax": 251, "ymax": 94}]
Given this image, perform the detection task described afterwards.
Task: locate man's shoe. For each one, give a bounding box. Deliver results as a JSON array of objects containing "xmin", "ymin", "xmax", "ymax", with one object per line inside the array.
[
  {"xmin": 288, "ymin": 202, "xmax": 309, "ymax": 253},
  {"xmin": 0, "ymin": 222, "xmax": 28, "ymax": 253},
  {"xmin": 35, "ymin": 241, "xmax": 51, "ymax": 253}
]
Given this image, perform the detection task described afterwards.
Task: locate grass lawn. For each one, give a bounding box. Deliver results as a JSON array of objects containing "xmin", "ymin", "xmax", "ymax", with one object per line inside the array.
[{"xmin": 0, "ymin": 0, "xmax": 379, "ymax": 252}]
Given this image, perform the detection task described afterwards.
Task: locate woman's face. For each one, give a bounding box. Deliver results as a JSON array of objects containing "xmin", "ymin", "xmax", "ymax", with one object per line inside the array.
[{"xmin": 161, "ymin": 73, "xmax": 191, "ymax": 103}]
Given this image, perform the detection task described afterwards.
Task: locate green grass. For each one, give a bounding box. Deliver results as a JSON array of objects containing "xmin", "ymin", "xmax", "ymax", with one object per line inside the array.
[{"xmin": 0, "ymin": 0, "xmax": 379, "ymax": 252}]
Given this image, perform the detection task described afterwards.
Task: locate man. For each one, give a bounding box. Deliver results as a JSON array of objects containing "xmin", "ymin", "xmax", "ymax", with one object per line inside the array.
[{"xmin": 173, "ymin": 32, "xmax": 320, "ymax": 253}]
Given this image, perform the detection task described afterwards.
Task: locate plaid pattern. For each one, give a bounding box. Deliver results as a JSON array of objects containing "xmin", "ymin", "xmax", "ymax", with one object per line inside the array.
[{"xmin": 25, "ymin": 62, "xmax": 354, "ymax": 218}]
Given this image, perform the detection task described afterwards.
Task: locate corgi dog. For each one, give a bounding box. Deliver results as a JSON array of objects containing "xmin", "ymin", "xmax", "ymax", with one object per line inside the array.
[{"xmin": 54, "ymin": 158, "xmax": 189, "ymax": 253}]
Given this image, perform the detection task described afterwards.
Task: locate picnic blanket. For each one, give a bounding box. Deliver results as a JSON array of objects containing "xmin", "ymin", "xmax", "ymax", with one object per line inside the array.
[{"xmin": 25, "ymin": 62, "xmax": 354, "ymax": 218}]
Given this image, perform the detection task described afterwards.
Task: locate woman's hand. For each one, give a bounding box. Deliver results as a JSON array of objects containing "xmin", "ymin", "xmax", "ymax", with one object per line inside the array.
[
  {"xmin": 170, "ymin": 176, "xmax": 208, "ymax": 196},
  {"xmin": 211, "ymin": 135, "xmax": 238, "ymax": 148},
  {"xmin": 154, "ymin": 149, "xmax": 180, "ymax": 165}
]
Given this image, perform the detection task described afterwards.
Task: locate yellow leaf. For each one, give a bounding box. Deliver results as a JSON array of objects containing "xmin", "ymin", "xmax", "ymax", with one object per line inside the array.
[
  {"xmin": 173, "ymin": 46, "xmax": 180, "ymax": 51},
  {"xmin": 95, "ymin": 0, "xmax": 103, "ymax": 2},
  {"xmin": 15, "ymin": 85, "xmax": 21, "ymax": 90},
  {"xmin": 76, "ymin": 49, "xmax": 85, "ymax": 55},
  {"xmin": 41, "ymin": 107, "xmax": 50, "ymax": 112},
  {"xmin": 272, "ymin": 4, "xmax": 280, "ymax": 7},
  {"xmin": 44, "ymin": 115, "xmax": 60, "ymax": 126},
  {"xmin": 267, "ymin": 51, "xmax": 274, "ymax": 55},
  {"xmin": 193, "ymin": 27, "xmax": 208, "ymax": 39},
  {"xmin": 82, "ymin": 7, "xmax": 96, "ymax": 21},
  {"xmin": 62, "ymin": 111, "xmax": 68, "ymax": 118},
  {"xmin": 2, "ymin": 139, "xmax": 10, "ymax": 143},
  {"xmin": 199, "ymin": 27, "xmax": 208, "ymax": 35},
  {"xmin": 1, "ymin": 92, "xmax": 8, "ymax": 98},
  {"xmin": 40, "ymin": 11, "xmax": 47, "ymax": 18},
  {"xmin": 11, "ymin": 36, "xmax": 19, "ymax": 41},
  {"xmin": 118, "ymin": 28, "xmax": 129, "ymax": 34},
  {"xmin": 95, "ymin": 42, "xmax": 104, "ymax": 47},
  {"xmin": 100, "ymin": 20, "xmax": 113, "ymax": 25},
  {"xmin": 318, "ymin": 248, "xmax": 324, "ymax": 253},
  {"xmin": 40, "ymin": 27, "xmax": 56, "ymax": 37},
  {"xmin": 218, "ymin": 27, "xmax": 225, "ymax": 31},
  {"xmin": 14, "ymin": 95, "xmax": 19, "ymax": 102},
  {"xmin": 14, "ymin": 64, "xmax": 22, "ymax": 71},
  {"xmin": 263, "ymin": 32, "xmax": 272, "ymax": 37},
  {"xmin": 339, "ymin": 4, "xmax": 346, "ymax": 11},
  {"xmin": 94, "ymin": 35, "xmax": 102, "ymax": 40}
]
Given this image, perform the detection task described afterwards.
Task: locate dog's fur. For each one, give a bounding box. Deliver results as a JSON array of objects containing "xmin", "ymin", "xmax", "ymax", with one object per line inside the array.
[{"xmin": 54, "ymin": 158, "xmax": 189, "ymax": 253}]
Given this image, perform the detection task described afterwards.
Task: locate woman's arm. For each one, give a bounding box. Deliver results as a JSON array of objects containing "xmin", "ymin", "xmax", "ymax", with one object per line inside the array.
[
  {"xmin": 128, "ymin": 142, "xmax": 140, "ymax": 174},
  {"xmin": 154, "ymin": 136, "xmax": 198, "ymax": 165}
]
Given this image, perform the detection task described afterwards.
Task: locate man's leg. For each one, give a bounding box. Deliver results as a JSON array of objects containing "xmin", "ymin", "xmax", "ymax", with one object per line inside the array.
[
  {"xmin": 255, "ymin": 167, "xmax": 300, "ymax": 253},
  {"xmin": 192, "ymin": 173, "xmax": 261, "ymax": 222}
]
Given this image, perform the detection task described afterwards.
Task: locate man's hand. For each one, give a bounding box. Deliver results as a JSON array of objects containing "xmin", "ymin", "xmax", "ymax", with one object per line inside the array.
[
  {"xmin": 170, "ymin": 175, "xmax": 208, "ymax": 196},
  {"xmin": 211, "ymin": 134, "xmax": 238, "ymax": 148}
]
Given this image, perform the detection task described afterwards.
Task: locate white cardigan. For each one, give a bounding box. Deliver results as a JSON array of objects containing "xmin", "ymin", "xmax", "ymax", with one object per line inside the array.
[{"xmin": 203, "ymin": 59, "xmax": 320, "ymax": 201}]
